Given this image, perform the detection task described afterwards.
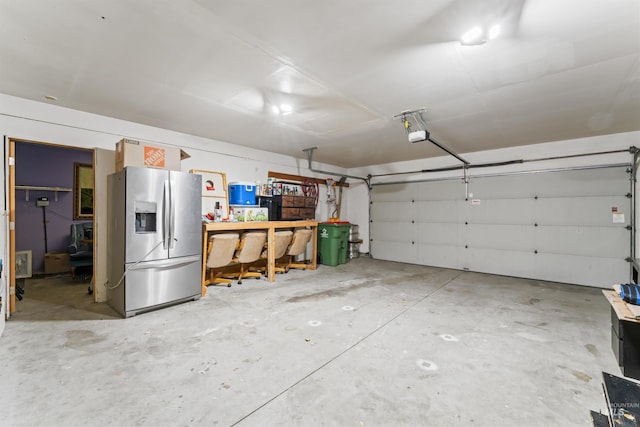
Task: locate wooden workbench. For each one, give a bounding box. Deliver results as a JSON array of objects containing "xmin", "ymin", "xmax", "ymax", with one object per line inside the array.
[
  {"xmin": 201, "ymin": 220, "xmax": 318, "ymax": 295},
  {"xmin": 603, "ymin": 288, "xmax": 640, "ymax": 321}
]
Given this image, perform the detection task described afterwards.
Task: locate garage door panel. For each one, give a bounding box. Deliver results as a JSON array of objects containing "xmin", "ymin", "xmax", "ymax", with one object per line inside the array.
[
  {"xmin": 417, "ymin": 244, "xmax": 458, "ymax": 269},
  {"xmin": 534, "ymin": 253, "xmax": 627, "ymax": 287},
  {"xmin": 535, "ymin": 196, "xmax": 630, "ymax": 226},
  {"xmin": 371, "ymin": 184, "xmax": 416, "ymax": 202},
  {"xmin": 471, "ymin": 169, "xmax": 629, "ymax": 198},
  {"xmin": 371, "ymin": 201, "xmax": 416, "ymax": 222},
  {"xmin": 537, "ymin": 168, "xmax": 629, "ymax": 197},
  {"xmin": 416, "ymin": 200, "xmax": 458, "ymax": 222},
  {"xmin": 466, "ymin": 224, "xmax": 535, "ymax": 251},
  {"xmin": 371, "ymin": 222, "xmax": 416, "ymax": 242},
  {"xmin": 463, "ymin": 248, "xmax": 536, "ymax": 278},
  {"xmin": 416, "ymin": 180, "xmax": 461, "ymax": 200},
  {"xmin": 536, "ymin": 226, "xmax": 628, "ymax": 257},
  {"xmin": 458, "ymin": 198, "xmax": 470, "ymax": 222},
  {"xmin": 465, "ymin": 198, "xmax": 535, "ymax": 224},
  {"xmin": 371, "ymin": 241, "xmax": 418, "ymax": 264},
  {"xmin": 417, "ymin": 223, "xmax": 458, "ymax": 245},
  {"xmin": 470, "ymin": 175, "xmax": 540, "ymax": 199},
  {"xmin": 371, "ymin": 165, "xmax": 631, "ymax": 287}
]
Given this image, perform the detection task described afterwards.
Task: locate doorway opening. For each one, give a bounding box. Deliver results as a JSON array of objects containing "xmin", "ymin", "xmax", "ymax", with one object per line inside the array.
[{"xmin": 8, "ymin": 138, "xmax": 116, "ymax": 320}]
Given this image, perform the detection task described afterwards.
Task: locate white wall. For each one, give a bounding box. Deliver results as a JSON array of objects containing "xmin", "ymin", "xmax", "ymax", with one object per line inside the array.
[
  {"xmin": 0, "ymin": 94, "xmax": 347, "ymax": 311},
  {"xmin": 3, "ymin": 91, "xmax": 639, "ymax": 312},
  {"xmin": 347, "ymin": 131, "xmax": 640, "ymax": 254}
]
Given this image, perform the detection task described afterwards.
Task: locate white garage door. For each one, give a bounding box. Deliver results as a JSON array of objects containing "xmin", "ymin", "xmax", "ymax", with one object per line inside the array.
[{"xmin": 370, "ymin": 166, "xmax": 631, "ymax": 288}]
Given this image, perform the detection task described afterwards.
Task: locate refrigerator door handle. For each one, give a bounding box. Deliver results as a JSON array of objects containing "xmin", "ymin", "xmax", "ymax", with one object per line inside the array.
[
  {"xmin": 163, "ymin": 179, "xmax": 171, "ymax": 250},
  {"xmin": 169, "ymin": 177, "xmax": 176, "ymax": 249}
]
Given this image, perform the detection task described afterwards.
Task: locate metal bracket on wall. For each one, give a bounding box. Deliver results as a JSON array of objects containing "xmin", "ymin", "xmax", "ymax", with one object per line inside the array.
[
  {"xmin": 302, "ymin": 147, "xmax": 369, "ymax": 185},
  {"xmin": 463, "ymin": 165, "xmax": 470, "ymax": 200}
]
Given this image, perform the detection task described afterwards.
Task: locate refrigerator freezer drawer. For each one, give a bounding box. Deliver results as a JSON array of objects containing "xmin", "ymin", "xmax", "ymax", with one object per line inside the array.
[{"xmin": 124, "ymin": 255, "xmax": 201, "ymax": 316}]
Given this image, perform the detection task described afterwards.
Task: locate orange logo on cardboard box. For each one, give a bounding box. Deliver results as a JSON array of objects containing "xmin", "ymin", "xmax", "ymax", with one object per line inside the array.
[{"xmin": 144, "ymin": 146, "xmax": 165, "ymax": 168}]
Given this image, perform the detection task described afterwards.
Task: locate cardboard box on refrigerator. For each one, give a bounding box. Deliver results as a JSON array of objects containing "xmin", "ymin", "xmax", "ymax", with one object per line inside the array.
[{"xmin": 115, "ymin": 138, "xmax": 190, "ymax": 172}]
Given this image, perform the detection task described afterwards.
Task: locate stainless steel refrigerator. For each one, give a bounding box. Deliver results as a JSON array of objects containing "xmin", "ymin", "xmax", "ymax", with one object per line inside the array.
[{"xmin": 107, "ymin": 166, "xmax": 202, "ymax": 317}]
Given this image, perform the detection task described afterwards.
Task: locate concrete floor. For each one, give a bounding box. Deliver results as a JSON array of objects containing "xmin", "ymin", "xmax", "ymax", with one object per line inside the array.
[{"xmin": 0, "ymin": 257, "xmax": 620, "ymax": 426}]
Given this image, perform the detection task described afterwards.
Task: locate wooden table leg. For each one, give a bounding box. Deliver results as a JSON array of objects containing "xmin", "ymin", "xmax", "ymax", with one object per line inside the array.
[
  {"xmin": 201, "ymin": 228, "xmax": 208, "ymax": 296},
  {"xmin": 310, "ymin": 224, "xmax": 318, "ymax": 270},
  {"xmin": 267, "ymin": 227, "xmax": 275, "ymax": 282}
]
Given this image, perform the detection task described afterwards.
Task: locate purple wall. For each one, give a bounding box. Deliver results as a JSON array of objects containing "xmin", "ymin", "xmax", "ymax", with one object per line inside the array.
[{"xmin": 15, "ymin": 142, "xmax": 93, "ymax": 274}]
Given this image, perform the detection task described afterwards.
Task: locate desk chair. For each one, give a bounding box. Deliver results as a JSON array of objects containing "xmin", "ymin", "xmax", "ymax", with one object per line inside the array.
[
  {"xmin": 206, "ymin": 233, "xmax": 240, "ymax": 287},
  {"xmin": 271, "ymin": 230, "xmax": 294, "ymax": 273},
  {"xmin": 68, "ymin": 222, "xmax": 93, "ymax": 278},
  {"xmin": 252, "ymin": 230, "xmax": 293, "ymax": 276},
  {"xmin": 226, "ymin": 231, "xmax": 267, "ymax": 284},
  {"xmin": 281, "ymin": 228, "xmax": 313, "ymax": 272}
]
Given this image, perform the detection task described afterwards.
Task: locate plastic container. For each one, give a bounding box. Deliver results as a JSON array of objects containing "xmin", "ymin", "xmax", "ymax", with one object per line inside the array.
[
  {"xmin": 228, "ymin": 182, "xmax": 257, "ymax": 205},
  {"xmin": 348, "ymin": 223, "xmax": 361, "ymax": 258},
  {"xmin": 230, "ymin": 206, "xmax": 269, "ymax": 222},
  {"xmin": 348, "ymin": 241, "xmax": 361, "ymax": 259},
  {"xmin": 317, "ymin": 222, "xmax": 351, "ymax": 266}
]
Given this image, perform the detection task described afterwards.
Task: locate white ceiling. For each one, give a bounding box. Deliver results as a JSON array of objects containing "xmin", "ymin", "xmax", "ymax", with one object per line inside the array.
[{"xmin": 1, "ymin": 0, "xmax": 639, "ymax": 168}]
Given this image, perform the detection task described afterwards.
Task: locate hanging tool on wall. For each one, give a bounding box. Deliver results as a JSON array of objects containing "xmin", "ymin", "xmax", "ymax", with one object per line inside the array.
[
  {"xmin": 329, "ymin": 176, "xmax": 347, "ymax": 222},
  {"xmin": 325, "ymin": 178, "xmax": 338, "ymax": 221},
  {"xmin": 37, "ymin": 197, "xmax": 50, "ymax": 253},
  {"xmin": 326, "ymin": 178, "xmax": 335, "ymax": 200}
]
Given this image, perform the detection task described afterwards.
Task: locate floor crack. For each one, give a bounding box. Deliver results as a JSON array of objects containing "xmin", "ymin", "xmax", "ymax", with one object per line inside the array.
[{"xmin": 230, "ymin": 270, "xmax": 465, "ymax": 426}]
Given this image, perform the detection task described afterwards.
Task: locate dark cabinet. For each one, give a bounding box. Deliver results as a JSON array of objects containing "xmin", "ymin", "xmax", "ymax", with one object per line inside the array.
[
  {"xmin": 605, "ymin": 290, "xmax": 640, "ymax": 380},
  {"xmin": 272, "ymin": 195, "xmax": 316, "ymax": 220},
  {"xmin": 611, "ymin": 307, "xmax": 640, "ymax": 380}
]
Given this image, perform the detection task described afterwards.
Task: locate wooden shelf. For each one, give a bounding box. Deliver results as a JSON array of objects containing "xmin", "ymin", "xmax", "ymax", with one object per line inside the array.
[
  {"xmin": 268, "ymin": 171, "xmax": 349, "ymax": 187},
  {"xmin": 16, "ymin": 185, "xmax": 72, "ymax": 202}
]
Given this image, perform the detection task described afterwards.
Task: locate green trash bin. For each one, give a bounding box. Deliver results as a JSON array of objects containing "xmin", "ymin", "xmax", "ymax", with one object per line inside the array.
[{"xmin": 318, "ymin": 222, "xmax": 351, "ymax": 266}]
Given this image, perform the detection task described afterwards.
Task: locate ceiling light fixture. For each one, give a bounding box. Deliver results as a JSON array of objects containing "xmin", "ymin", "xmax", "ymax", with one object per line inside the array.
[
  {"xmin": 488, "ymin": 24, "xmax": 501, "ymax": 40},
  {"xmin": 461, "ymin": 26, "xmax": 484, "ymax": 45},
  {"xmin": 460, "ymin": 23, "xmax": 501, "ymax": 46},
  {"xmin": 272, "ymin": 103, "xmax": 293, "ymax": 116}
]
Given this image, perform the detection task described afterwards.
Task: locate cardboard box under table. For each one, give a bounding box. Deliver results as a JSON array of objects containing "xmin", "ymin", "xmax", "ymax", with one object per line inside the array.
[{"xmin": 44, "ymin": 252, "xmax": 70, "ymax": 275}]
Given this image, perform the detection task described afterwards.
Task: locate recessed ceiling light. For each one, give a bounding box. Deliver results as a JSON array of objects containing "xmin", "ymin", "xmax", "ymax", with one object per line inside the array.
[
  {"xmin": 488, "ymin": 24, "xmax": 501, "ymax": 40},
  {"xmin": 280, "ymin": 103, "xmax": 292, "ymax": 113},
  {"xmin": 44, "ymin": 95, "xmax": 58, "ymax": 101},
  {"xmin": 272, "ymin": 105, "xmax": 280, "ymax": 114},
  {"xmin": 460, "ymin": 26, "xmax": 483, "ymax": 45}
]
